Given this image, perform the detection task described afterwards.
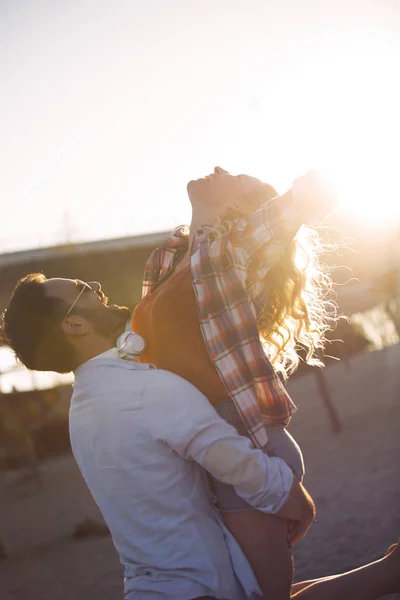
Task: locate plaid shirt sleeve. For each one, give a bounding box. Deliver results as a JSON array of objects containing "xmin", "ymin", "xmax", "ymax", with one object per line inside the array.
[
  {"xmin": 142, "ymin": 228, "xmax": 189, "ymax": 298},
  {"xmin": 240, "ymin": 190, "xmax": 303, "ymax": 266},
  {"xmin": 239, "ymin": 176, "xmax": 337, "ymax": 269}
]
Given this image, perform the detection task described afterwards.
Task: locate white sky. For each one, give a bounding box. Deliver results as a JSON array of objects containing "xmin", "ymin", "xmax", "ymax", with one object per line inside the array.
[
  {"xmin": 1, "ymin": 0, "xmax": 400, "ymax": 391},
  {"xmin": 1, "ymin": 0, "xmax": 399, "ymax": 254}
]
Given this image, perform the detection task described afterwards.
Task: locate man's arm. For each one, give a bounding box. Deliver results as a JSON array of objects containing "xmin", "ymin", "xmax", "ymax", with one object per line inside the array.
[{"xmin": 144, "ymin": 371, "xmax": 312, "ymax": 522}]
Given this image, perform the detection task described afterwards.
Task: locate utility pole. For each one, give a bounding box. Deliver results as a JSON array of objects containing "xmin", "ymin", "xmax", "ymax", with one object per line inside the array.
[{"xmin": 314, "ymin": 350, "xmax": 343, "ymax": 433}]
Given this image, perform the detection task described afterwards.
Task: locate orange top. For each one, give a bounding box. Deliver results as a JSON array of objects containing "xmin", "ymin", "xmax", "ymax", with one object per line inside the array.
[{"xmin": 131, "ymin": 266, "xmax": 227, "ymax": 405}]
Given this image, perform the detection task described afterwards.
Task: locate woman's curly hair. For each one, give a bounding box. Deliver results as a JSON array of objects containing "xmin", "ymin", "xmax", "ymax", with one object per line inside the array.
[
  {"xmin": 256, "ymin": 226, "xmax": 336, "ymax": 378},
  {"xmin": 213, "ymin": 189, "xmax": 337, "ymax": 379}
]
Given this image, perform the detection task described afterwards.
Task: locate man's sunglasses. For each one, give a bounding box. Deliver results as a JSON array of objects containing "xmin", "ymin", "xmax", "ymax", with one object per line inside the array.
[{"xmin": 63, "ymin": 281, "xmax": 103, "ymax": 320}]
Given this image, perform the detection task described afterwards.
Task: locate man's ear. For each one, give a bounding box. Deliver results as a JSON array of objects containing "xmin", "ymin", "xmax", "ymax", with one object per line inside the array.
[{"xmin": 61, "ymin": 315, "xmax": 91, "ymax": 337}]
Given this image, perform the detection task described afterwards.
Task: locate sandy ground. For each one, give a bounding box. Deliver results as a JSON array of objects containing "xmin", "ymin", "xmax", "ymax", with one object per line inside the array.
[{"xmin": 0, "ymin": 345, "xmax": 399, "ymax": 600}]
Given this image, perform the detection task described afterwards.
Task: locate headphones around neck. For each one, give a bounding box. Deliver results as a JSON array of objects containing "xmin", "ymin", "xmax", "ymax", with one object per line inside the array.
[{"xmin": 116, "ymin": 331, "xmax": 146, "ymax": 361}]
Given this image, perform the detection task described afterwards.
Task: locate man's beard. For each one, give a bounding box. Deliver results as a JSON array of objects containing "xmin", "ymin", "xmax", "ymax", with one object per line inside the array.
[{"xmin": 88, "ymin": 304, "xmax": 131, "ymax": 340}]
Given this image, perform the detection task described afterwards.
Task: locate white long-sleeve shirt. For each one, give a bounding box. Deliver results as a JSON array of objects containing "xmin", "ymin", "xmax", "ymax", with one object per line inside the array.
[{"xmin": 70, "ymin": 352, "xmax": 294, "ymax": 599}]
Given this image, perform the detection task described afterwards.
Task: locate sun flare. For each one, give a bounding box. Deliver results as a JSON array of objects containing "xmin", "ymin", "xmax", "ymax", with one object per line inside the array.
[
  {"xmin": 256, "ymin": 41, "xmax": 400, "ymax": 229},
  {"xmin": 315, "ymin": 47, "xmax": 399, "ymax": 227}
]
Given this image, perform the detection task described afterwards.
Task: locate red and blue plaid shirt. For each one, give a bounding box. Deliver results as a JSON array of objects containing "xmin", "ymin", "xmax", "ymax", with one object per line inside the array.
[{"xmin": 142, "ymin": 191, "xmax": 304, "ymax": 449}]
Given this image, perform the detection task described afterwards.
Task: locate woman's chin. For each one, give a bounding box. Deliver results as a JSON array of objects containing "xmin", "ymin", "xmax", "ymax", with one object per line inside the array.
[{"xmin": 187, "ymin": 177, "xmax": 210, "ymax": 197}]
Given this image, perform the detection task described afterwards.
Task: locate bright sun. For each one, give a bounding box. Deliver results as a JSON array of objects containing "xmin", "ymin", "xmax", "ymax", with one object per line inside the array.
[
  {"xmin": 317, "ymin": 48, "xmax": 399, "ymax": 227},
  {"xmin": 264, "ymin": 41, "xmax": 400, "ymax": 228}
]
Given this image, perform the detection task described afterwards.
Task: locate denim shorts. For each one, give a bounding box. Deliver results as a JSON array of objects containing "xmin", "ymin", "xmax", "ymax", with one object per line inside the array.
[{"xmin": 213, "ymin": 398, "xmax": 305, "ymax": 512}]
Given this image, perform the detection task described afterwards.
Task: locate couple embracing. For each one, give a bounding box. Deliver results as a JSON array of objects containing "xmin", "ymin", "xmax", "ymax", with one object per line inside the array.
[{"xmin": 1, "ymin": 167, "xmax": 399, "ymax": 599}]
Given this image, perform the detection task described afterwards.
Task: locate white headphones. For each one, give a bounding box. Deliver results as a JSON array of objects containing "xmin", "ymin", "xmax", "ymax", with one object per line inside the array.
[{"xmin": 116, "ymin": 331, "xmax": 146, "ymax": 361}]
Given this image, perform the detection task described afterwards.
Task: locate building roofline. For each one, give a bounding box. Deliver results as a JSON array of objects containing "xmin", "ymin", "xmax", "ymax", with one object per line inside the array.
[{"xmin": 0, "ymin": 230, "xmax": 170, "ymax": 268}]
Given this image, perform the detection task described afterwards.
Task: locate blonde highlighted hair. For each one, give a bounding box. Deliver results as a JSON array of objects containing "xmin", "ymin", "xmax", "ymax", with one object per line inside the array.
[{"xmin": 213, "ymin": 203, "xmax": 337, "ymax": 379}]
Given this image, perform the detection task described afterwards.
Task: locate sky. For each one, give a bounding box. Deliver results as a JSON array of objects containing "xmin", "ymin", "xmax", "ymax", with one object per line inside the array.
[
  {"xmin": 1, "ymin": 0, "xmax": 400, "ymax": 391},
  {"xmin": 1, "ymin": 0, "xmax": 400, "ymax": 255}
]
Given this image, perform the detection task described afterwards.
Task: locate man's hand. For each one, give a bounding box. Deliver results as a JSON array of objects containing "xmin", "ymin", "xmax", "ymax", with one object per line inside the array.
[{"xmin": 275, "ymin": 477, "xmax": 316, "ymax": 544}]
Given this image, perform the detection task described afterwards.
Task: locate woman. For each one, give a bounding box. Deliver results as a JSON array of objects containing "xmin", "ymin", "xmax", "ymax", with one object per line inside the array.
[{"xmin": 132, "ymin": 166, "xmax": 397, "ymax": 599}]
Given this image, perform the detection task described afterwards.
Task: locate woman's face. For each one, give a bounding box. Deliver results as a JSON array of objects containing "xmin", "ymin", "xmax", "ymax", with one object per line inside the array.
[{"xmin": 187, "ymin": 166, "xmax": 266, "ymax": 214}]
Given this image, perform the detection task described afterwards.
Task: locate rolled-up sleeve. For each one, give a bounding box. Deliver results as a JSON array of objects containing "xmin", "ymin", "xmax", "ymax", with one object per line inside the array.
[{"xmin": 144, "ymin": 371, "xmax": 293, "ymax": 514}]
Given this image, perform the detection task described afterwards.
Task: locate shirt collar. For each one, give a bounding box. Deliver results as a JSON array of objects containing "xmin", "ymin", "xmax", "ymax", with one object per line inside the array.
[
  {"xmin": 74, "ymin": 347, "xmax": 156, "ymax": 379},
  {"xmin": 87, "ymin": 348, "xmax": 118, "ymax": 362},
  {"xmin": 73, "ymin": 348, "xmax": 118, "ymax": 377}
]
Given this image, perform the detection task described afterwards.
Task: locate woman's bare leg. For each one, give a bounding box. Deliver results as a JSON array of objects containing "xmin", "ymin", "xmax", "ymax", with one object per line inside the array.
[
  {"xmin": 291, "ymin": 536, "xmax": 399, "ymax": 595},
  {"xmin": 291, "ymin": 540, "xmax": 400, "ymax": 599},
  {"xmin": 291, "ymin": 575, "xmax": 338, "ymax": 595},
  {"xmin": 221, "ymin": 509, "xmax": 292, "ymax": 600}
]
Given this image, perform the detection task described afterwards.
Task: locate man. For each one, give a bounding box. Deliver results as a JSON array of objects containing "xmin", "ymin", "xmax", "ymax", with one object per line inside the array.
[{"xmin": 0, "ymin": 273, "xmax": 314, "ymax": 599}]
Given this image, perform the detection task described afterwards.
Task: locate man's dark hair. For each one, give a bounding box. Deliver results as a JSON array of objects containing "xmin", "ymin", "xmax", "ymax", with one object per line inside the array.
[{"xmin": 0, "ymin": 273, "xmax": 76, "ymax": 373}]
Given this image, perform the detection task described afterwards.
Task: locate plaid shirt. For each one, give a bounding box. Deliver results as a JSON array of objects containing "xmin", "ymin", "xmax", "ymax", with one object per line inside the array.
[{"xmin": 142, "ymin": 191, "xmax": 304, "ymax": 449}]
